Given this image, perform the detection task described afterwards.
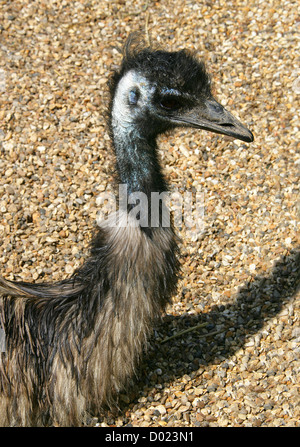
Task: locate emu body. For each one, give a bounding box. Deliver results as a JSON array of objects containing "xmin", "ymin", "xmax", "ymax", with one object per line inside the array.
[
  {"xmin": 0, "ymin": 212, "xmax": 178, "ymax": 426},
  {"xmin": 0, "ymin": 40, "xmax": 253, "ymax": 426}
]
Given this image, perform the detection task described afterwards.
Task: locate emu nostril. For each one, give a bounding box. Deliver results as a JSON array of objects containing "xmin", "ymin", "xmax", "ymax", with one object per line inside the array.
[{"xmin": 209, "ymin": 101, "xmax": 224, "ymax": 114}]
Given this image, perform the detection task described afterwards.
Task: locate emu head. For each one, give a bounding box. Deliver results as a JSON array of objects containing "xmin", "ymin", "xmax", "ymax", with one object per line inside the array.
[{"xmin": 110, "ymin": 40, "xmax": 253, "ymax": 143}]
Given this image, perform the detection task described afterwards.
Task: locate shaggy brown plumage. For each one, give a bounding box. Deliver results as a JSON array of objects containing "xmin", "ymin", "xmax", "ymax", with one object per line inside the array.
[{"xmin": 0, "ymin": 212, "xmax": 178, "ymax": 426}]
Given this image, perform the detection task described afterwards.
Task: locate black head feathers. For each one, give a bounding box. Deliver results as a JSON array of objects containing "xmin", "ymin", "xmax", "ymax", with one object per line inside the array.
[{"xmin": 110, "ymin": 36, "xmax": 211, "ymax": 99}]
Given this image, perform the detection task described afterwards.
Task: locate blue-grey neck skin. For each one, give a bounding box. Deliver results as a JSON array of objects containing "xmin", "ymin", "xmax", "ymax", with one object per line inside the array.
[
  {"xmin": 111, "ymin": 71, "xmax": 169, "ymax": 230},
  {"xmin": 111, "ymin": 70, "xmax": 168, "ymax": 198}
]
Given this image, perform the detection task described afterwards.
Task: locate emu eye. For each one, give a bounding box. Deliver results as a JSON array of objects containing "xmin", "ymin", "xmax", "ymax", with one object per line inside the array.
[
  {"xmin": 159, "ymin": 96, "xmax": 182, "ymax": 111},
  {"xmin": 129, "ymin": 88, "xmax": 139, "ymax": 105}
]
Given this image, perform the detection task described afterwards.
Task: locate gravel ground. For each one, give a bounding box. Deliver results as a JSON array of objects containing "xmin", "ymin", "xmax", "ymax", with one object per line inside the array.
[{"xmin": 0, "ymin": 0, "xmax": 299, "ymax": 427}]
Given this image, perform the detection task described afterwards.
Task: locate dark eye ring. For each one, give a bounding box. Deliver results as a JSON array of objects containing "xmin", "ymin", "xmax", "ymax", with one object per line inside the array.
[{"xmin": 159, "ymin": 96, "xmax": 182, "ymax": 111}]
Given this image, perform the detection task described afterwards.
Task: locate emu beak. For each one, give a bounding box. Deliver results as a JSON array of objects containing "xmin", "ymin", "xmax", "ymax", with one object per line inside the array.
[{"xmin": 173, "ymin": 97, "xmax": 254, "ymax": 143}]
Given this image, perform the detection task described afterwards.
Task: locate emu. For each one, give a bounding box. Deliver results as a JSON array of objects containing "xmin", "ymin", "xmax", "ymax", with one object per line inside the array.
[{"xmin": 0, "ymin": 39, "xmax": 253, "ymax": 426}]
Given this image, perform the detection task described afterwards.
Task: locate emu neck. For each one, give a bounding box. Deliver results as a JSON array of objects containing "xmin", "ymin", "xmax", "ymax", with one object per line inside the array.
[
  {"xmin": 111, "ymin": 130, "xmax": 169, "ymax": 233},
  {"xmin": 110, "ymin": 71, "xmax": 170, "ymax": 231},
  {"xmin": 113, "ymin": 132, "xmax": 167, "ymax": 197}
]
